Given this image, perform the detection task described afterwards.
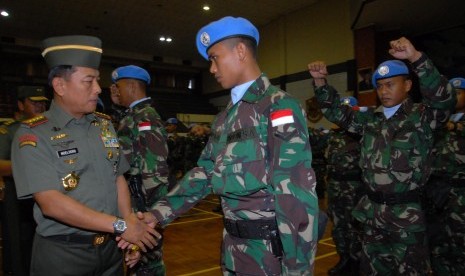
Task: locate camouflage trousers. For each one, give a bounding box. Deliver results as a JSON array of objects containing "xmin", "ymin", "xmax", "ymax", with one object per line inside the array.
[
  {"xmin": 133, "ymin": 185, "xmax": 168, "ymax": 276},
  {"xmin": 427, "ymin": 188, "xmax": 465, "ymax": 276},
  {"xmin": 360, "ymin": 226, "xmax": 430, "ymax": 276},
  {"xmin": 327, "ymin": 179, "xmax": 362, "ymax": 260}
]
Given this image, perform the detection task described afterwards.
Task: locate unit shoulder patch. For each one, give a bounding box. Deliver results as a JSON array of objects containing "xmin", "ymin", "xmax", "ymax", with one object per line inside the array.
[{"xmin": 22, "ymin": 116, "xmax": 48, "ymax": 128}]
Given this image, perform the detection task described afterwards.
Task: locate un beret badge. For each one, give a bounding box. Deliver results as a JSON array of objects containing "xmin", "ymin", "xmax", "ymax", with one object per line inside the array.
[
  {"xmin": 453, "ymin": 79, "xmax": 462, "ymax": 88},
  {"xmin": 111, "ymin": 70, "xmax": 119, "ymax": 81},
  {"xmin": 200, "ymin": 32, "xmax": 210, "ymax": 47},
  {"xmin": 378, "ymin": 65, "xmax": 389, "ymax": 76}
]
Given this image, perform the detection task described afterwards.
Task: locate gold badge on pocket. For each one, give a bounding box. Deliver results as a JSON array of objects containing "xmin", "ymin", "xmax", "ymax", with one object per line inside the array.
[{"xmin": 62, "ymin": 172, "xmax": 79, "ymax": 191}]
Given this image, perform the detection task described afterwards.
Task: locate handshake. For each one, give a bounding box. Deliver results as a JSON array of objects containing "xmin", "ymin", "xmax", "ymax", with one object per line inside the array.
[{"xmin": 115, "ymin": 211, "xmax": 161, "ymax": 268}]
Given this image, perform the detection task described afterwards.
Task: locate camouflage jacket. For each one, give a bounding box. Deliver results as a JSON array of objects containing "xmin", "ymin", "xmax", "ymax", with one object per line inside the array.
[
  {"xmin": 118, "ymin": 98, "xmax": 169, "ymax": 190},
  {"xmin": 314, "ymin": 54, "xmax": 456, "ymax": 232},
  {"xmin": 151, "ymin": 74, "xmax": 318, "ymax": 275},
  {"xmin": 325, "ymin": 129, "xmax": 361, "ymax": 178},
  {"xmin": 431, "ymin": 114, "xmax": 465, "ymax": 179}
]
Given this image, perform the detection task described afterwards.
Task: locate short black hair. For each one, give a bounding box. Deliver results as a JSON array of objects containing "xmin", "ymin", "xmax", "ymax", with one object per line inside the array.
[
  {"xmin": 48, "ymin": 65, "xmax": 77, "ymax": 86},
  {"xmin": 226, "ymin": 36, "xmax": 258, "ymax": 59}
]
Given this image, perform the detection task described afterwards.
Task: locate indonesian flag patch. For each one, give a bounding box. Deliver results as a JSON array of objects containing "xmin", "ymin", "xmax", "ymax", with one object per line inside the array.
[
  {"xmin": 271, "ymin": 109, "xmax": 294, "ymax": 127},
  {"xmin": 138, "ymin": 122, "xmax": 151, "ymax": 131}
]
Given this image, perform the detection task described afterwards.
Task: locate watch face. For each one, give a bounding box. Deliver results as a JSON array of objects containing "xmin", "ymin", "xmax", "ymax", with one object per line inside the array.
[{"xmin": 114, "ymin": 219, "xmax": 127, "ymax": 234}]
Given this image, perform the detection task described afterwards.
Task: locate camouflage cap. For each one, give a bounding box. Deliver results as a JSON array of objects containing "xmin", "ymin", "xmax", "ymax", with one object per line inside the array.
[
  {"xmin": 41, "ymin": 35, "xmax": 102, "ymax": 69},
  {"xmin": 17, "ymin": 86, "xmax": 48, "ymax": 101}
]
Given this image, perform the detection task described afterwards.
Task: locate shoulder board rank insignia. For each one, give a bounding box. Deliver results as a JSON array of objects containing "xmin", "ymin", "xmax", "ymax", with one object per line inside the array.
[
  {"xmin": 94, "ymin": 112, "xmax": 112, "ymax": 121},
  {"xmin": 3, "ymin": 119, "xmax": 16, "ymax": 126},
  {"xmin": 22, "ymin": 116, "xmax": 48, "ymax": 128},
  {"xmin": 0, "ymin": 126, "xmax": 7, "ymax": 135}
]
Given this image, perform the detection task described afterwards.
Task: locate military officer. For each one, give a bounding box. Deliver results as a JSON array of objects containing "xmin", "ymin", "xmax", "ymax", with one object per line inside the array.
[
  {"xmin": 138, "ymin": 16, "xmax": 319, "ymax": 275},
  {"xmin": 0, "ymin": 86, "xmax": 48, "ymax": 275},
  {"xmin": 11, "ymin": 35, "xmax": 159, "ymax": 275},
  {"xmin": 309, "ymin": 37, "xmax": 456, "ymax": 275},
  {"xmin": 426, "ymin": 77, "xmax": 465, "ymax": 275},
  {"xmin": 113, "ymin": 65, "xmax": 169, "ymax": 275},
  {"xmin": 325, "ymin": 96, "xmax": 363, "ymax": 276}
]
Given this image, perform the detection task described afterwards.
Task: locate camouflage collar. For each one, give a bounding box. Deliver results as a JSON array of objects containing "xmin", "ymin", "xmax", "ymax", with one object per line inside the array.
[
  {"xmin": 240, "ymin": 73, "xmax": 271, "ymax": 104},
  {"xmin": 129, "ymin": 98, "xmax": 152, "ymax": 113}
]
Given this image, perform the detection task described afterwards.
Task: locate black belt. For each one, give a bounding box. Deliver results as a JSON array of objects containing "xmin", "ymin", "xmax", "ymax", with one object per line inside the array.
[
  {"xmin": 367, "ymin": 189, "xmax": 421, "ymax": 205},
  {"xmin": 45, "ymin": 233, "xmax": 111, "ymax": 246},
  {"xmin": 224, "ymin": 218, "xmax": 277, "ymax": 240},
  {"xmin": 224, "ymin": 218, "xmax": 283, "ymax": 258}
]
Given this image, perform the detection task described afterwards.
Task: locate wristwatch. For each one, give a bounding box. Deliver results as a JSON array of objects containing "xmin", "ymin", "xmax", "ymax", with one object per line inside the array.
[{"xmin": 113, "ymin": 217, "xmax": 127, "ymax": 235}]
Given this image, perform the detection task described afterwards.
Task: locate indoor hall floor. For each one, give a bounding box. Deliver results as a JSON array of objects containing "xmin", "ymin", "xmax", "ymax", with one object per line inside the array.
[{"xmin": 164, "ymin": 195, "xmax": 338, "ymax": 276}]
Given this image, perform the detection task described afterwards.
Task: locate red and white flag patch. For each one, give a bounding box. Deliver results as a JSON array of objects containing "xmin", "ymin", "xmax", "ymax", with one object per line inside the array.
[
  {"xmin": 138, "ymin": 122, "xmax": 151, "ymax": 131},
  {"xmin": 271, "ymin": 109, "xmax": 294, "ymax": 127}
]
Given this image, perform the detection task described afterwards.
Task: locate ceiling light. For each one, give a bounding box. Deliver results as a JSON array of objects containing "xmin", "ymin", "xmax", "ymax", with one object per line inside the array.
[
  {"xmin": 166, "ymin": 37, "xmax": 172, "ymax": 42},
  {"xmin": 159, "ymin": 36, "xmax": 166, "ymax": 41},
  {"xmin": 1, "ymin": 10, "xmax": 9, "ymax": 17},
  {"xmin": 203, "ymin": 5, "xmax": 210, "ymax": 11}
]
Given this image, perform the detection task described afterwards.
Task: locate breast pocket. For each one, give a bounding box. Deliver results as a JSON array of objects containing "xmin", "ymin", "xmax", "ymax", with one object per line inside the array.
[
  {"xmin": 216, "ymin": 127, "xmax": 266, "ymax": 195},
  {"xmin": 54, "ymin": 149, "xmax": 88, "ymax": 193}
]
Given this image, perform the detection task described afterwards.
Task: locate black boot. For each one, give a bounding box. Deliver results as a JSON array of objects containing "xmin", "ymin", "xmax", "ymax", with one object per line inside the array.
[{"xmin": 328, "ymin": 256, "xmax": 350, "ymax": 275}]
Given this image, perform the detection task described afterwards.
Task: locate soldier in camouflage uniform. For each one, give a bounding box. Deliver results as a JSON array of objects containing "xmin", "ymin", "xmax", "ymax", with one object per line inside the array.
[
  {"xmin": 426, "ymin": 77, "xmax": 465, "ymax": 275},
  {"xmin": 309, "ymin": 37, "xmax": 456, "ymax": 275},
  {"xmin": 0, "ymin": 86, "xmax": 48, "ymax": 275},
  {"xmin": 324, "ymin": 97, "xmax": 363, "ymax": 276},
  {"xmin": 308, "ymin": 126, "xmax": 329, "ymax": 199},
  {"xmin": 113, "ymin": 65, "xmax": 168, "ymax": 275},
  {"xmin": 139, "ymin": 16, "xmax": 319, "ymax": 275}
]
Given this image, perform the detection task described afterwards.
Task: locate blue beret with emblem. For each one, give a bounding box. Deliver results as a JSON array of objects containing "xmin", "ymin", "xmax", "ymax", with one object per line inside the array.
[
  {"xmin": 111, "ymin": 65, "xmax": 151, "ymax": 85},
  {"xmin": 340, "ymin": 96, "xmax": 358, "ymax": 107},
  {"xmin": 166, "ymin": 117, "xmax": 178, "ymax": 124},
  {"xmin": 449, "ymin": 77, "xmax": 465, "ymax": 89},
  {"xmin": 372, "ymin": 60, "xmax": 409, "ymax": 88},
  {"xmin": 196, "ymin": 16, "xmax": 259, "ymax": 60}
]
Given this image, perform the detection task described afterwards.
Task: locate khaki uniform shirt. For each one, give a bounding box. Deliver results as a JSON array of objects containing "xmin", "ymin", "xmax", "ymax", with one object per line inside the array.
[{"xmin": 11, "ymin": 101, "xmax": 129, "ymax": 236}]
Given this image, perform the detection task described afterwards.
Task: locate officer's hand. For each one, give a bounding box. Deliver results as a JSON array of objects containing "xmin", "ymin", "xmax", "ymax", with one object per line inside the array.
[
  {"xmin": 125, "ymin": 246, "xmax": 142, "ymax": 268},
  {"xmin": 388, "ymin": 37, "xmax": 422, "ymax": 63},
  {"xmin": 121, "ymin": 213, "xmax": 161, "ymax": 252}
]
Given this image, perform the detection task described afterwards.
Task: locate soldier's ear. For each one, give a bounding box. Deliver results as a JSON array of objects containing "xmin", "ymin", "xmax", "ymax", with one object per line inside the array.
[
  {"xmin": 17, "ymin": 100, "xmax": 25, "ymax": 112},
  {"xmin": 52, "ymin": 77, "xmax": 66, "ymax": 96}
]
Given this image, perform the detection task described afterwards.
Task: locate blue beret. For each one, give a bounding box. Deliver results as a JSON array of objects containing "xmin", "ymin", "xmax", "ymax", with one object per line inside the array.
[
  {"xmin": 372, "ymin": 60, "xmax": 409, "ymax": 88},
  {"xmin": 166, "ymin": 118, "xmax": 178, "ymax": 124},
  {"xmin": 196, "ymin": 16, "xmax": 259, "ymax": 60},
  {"xmin": 449, "ymin": 77, "xmax": 465, "ymax": 89},
  {"xmin": 112, "ymin": 65, "xmax": 150, "ymax": 85},
  {"xmin": 340, "ymin": 96, "xmax": 358, "ymax": 107}
]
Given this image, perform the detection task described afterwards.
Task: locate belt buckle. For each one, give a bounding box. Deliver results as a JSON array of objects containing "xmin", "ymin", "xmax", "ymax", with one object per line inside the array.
[{"xmin": 93, "ymin": 234, "xmax": 107, "ymax": 246}]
